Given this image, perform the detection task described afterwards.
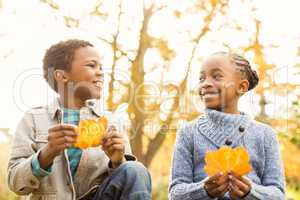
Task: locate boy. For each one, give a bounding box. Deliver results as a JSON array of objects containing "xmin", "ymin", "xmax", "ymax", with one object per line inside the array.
[{"xmin": 7, "ymin": 39, "xmax": 152, "ymax": 200}]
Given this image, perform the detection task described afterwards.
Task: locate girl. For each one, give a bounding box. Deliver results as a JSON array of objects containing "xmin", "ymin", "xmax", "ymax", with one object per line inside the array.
[
  {"xmin": 7, "ymin": 39, "xmax": 152, "ymax": 200},
  {"xmin": 169, "ymin": 52, "xmax": 285, "ymax": 200}
]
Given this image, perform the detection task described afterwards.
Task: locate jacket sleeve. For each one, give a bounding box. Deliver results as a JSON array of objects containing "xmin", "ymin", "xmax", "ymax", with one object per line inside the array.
[
  {"xmin": 168, "ymin": 124, "xmax": 216, "ymax": 200},
  {"xmin": 243, "ymin": 126, "xmax": 285, "ymax": 200},
  {"xmin": 7, "ymin": 111, "xmax": 42, "ymax": 195}
]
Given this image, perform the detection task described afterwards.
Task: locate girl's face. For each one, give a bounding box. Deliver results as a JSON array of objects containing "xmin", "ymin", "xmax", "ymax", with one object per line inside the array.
[
  {"xmin": 63, "ymin": 46, "xmax": 104, "ymax": 101},
  {"xmin": 199, "ymin": 54, "xmax": 246, "ymax": 112}
]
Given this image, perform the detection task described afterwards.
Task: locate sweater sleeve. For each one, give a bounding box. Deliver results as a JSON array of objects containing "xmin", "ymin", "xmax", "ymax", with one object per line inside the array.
[
  {"xmin": 168, "ymin": 124, "xmax": 216, "ymax": 200},
  {"xmin": 243, "ymin": 126, "xmax": 285, "ymax": 200}
]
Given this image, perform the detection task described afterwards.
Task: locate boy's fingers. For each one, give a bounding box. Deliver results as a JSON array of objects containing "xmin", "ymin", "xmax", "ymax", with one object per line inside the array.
[
  {"xmin": 105, "ymin": 130, "xmax": 122, "ymax": 140},
  {"xmin": 49, "ymin": 124, "xmax": 77, "ymax": 132},
  {"xmin": 108, "ymin": 125, "xmax": 117, "ymax": 131},
  {"xmin": 104, "ymin": 138, "xmax": 124, "ymax": 149},
  {"xmin": 49, "ymin": 130, "xmax": 77, "ymax": 140},
  {"xmin": 54, "ymin": 136, "xmax": 77, "ymax": 145},
  {"xmin": 108, "ymin": 144, "xmax": 124, "ymax": 152}
]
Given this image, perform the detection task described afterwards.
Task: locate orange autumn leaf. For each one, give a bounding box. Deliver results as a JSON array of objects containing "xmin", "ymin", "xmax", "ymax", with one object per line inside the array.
[
  {"xmin": 74, "ymin": 117, "xmax": 108, "ymax": 149},
  {"xmin": 204, "ymin": 146, "xmax": 252, "ymax": 176}
]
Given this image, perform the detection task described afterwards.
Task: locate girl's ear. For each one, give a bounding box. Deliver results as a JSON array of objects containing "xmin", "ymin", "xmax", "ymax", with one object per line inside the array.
[
  {"xmin": 237, "ymin": 79, "xmax": 249, "ymax": 96},
  {"xmin": 53, "ymin": 69, "xmax": 69, "ymax": 83}
]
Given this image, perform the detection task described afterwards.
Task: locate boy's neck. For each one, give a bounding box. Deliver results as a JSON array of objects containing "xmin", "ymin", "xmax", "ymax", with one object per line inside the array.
[{"xmin": 59, "ymin": 96, "xmax": 85, "ymax": 110}]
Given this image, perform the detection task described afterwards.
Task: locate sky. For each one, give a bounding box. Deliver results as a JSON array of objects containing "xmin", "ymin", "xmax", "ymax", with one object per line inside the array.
[{"xmin": 0, "ymin": 0, "xmax": 299, "ymax": 133}]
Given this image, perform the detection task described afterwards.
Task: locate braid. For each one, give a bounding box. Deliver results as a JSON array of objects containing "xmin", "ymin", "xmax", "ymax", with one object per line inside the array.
[{"xmin": 213, "ymin": 51, "xmax": 259, "ymax": 91}]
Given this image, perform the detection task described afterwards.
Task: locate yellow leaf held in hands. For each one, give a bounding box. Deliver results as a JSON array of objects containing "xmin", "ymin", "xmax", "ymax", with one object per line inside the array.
[
  {"xmin": 204, "ymin": 146, "xmax": 252, "ymax": 176},
  {"xmin": 74, "ymin": 117, "xmax": 108, "ymax": 149}
]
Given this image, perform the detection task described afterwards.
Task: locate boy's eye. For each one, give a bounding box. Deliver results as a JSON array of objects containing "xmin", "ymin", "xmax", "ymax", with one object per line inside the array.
[
  {"xmin": 87, "ymin": 64, "xmax": 95, "ymax": 67},
  {"xmin": 199, "ymin": 75, "xmax": 205, "ymax": 82}
]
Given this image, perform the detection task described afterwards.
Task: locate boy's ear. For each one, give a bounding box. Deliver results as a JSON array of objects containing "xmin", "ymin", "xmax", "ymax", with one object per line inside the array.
[
  {"xmin": 237, "ymin": 79, "xmax": 249, "ymax": 96},
  {"xmin": 53, "ymin": 70, "xmax": 68, "ymax": 82}
]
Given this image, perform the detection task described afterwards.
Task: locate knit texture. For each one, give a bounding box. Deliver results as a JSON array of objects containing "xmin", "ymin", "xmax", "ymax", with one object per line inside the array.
[{"xmin": 169, "ymin": 109, "xmax": 285, "ymax": 200}]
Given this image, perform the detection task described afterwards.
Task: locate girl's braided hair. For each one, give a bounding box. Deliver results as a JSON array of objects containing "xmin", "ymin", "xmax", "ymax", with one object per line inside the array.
[{"xmin": 214, "ymin": 51, "xmax": 259, "ymax": 91}]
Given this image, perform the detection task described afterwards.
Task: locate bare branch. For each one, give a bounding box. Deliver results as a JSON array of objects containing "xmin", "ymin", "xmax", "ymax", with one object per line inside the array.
[
  {"xmin": 63, "ymin": 16, "xmax": 79, "ymax": 28},
  {"xmin": 40, "ymin": 0, "xmax": 59, "ymax": 10},
  {"xmin": 143, "ymin": 1, "xmax": 229, "ymax": 167},
  {"xmin": 107, "ymin": 0, "xmax": 123, "ymax": 110},
  {"xmin": 90, "ymin": 0, "xmax": 107, "ymax": 19},
  {"xmin": 96, "ymin": 36, "xmax": 112, "ymax": 45}
]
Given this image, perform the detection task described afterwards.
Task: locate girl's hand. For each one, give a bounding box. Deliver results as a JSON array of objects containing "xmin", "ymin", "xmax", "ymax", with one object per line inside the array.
[
  {"xmin": 228, "ymin": 171, "xmax": 251, "ymax": 200},
  {"xmin": 204, "ymin": 172, "xmax": 229, "ymax": 198},
  {"xmin": 102, "ymin": 125, "xmax": 125, "ymax": 169}
]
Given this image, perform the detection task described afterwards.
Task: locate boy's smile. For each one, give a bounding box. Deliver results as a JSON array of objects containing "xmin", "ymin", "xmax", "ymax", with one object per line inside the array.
[{"xmin": 63, "ymin": 46, "xmax": 103, "ymax": 102}]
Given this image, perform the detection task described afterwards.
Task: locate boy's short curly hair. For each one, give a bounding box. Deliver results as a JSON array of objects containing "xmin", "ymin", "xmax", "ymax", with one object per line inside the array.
[{"xmin": 43, "ymin": 39, "xmax": 94, "ymax": 92}]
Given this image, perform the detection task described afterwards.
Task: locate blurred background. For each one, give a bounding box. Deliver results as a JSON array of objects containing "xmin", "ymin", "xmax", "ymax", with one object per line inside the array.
[{"xmin": 0, "ymin": 0, "xmax": 299, "ymax": 199}]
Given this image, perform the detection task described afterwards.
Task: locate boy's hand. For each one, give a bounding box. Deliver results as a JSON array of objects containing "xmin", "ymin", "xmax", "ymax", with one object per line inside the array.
[
  {"xmin": 102, "ymin": 125, "xmax": 125, "ymax": 169},
  {"xmin": 204, "ymin": 172, "xmax": 229, "ymax": 198},
  {"xmin": 228, "ymin": 171, "xmax": 251, "ymax": 200},
  {"xmin": 39, "ymin": 124, "xmax": 78, "ymax": 169}
]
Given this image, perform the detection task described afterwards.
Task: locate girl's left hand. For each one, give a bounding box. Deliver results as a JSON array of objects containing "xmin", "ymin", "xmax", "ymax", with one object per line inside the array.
[
  {"xmin": 228, "ymin": 171, "xmax": 251, "ymax": 200},
  {"xmin": 102, "ymin": 125, "xmax": 125, "ymax": 169}
]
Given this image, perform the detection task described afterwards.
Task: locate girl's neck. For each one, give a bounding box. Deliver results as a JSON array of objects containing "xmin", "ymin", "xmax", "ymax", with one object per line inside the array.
[
  {"xmin": 215, "ymin": 103, "xmax": 239, "ymax": 114},
  {"xmin": 219, "ymin": 107, "xmax": 239, "ymax": 114}
]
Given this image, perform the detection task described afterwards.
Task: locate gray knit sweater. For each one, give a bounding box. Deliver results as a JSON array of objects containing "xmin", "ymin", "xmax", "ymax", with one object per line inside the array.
[{"xmin": 169, "ymin": 109, "xmax": 285, "ymax": 200}]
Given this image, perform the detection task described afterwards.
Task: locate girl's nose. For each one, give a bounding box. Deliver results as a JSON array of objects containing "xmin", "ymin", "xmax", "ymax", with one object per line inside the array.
[{"xmin": 200, "ymin": 77, "xmax": 213, "ymax": 88}]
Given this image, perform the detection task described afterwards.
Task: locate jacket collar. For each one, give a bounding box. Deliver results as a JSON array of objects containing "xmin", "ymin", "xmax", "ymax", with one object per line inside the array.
[{"xmin": 47, "ymin": 98, "xmax": 103, "ymax": 119}]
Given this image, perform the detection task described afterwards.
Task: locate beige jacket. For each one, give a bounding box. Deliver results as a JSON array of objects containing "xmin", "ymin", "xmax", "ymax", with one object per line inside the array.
[{"xmin": 7, "ymin": 99, "xmax": 135, "ymax": 200}]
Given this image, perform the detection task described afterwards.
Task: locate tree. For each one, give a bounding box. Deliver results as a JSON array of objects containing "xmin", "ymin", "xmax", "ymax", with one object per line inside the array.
[{"xmin": 40, "ymin": 0, "xmax": 232, "ymax": 166}]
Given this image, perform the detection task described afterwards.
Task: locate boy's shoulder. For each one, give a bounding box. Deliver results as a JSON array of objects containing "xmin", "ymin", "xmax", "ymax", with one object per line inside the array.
[{"xmin": 26, "ymin": 105, "xmax": 49, "ymax": 115}]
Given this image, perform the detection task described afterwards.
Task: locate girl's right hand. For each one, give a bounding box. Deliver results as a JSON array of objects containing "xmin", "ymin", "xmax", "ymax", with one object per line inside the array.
[
  {"xmin": 39, "ymin": 124, "xmax": 78, "ymax": 169},
  {"xmin": 204, "ymin": 172, "xmax": 229, "ymax": 198}
]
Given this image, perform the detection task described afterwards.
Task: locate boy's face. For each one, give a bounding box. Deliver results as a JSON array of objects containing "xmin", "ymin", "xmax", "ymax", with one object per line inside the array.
[
  {"xmin": 63, "ymin": 46, "xmax": 103, "ymax": 101},
  {"xmin": 198, "ymin": 54, "xmax": 241, "ymax": 111}
]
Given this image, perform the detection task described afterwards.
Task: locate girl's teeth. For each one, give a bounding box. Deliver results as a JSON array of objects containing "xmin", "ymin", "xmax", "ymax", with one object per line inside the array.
[{"xmin": 203, "ymin": 93, "xmax": 219, "ymax": 98}]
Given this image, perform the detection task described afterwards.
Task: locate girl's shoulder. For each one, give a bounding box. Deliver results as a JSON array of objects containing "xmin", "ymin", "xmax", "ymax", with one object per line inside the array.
[
  {"xmin": 247, "ymin": 119, "xmax": 278, "ymax": 142},
  {"xmin": 176, "ymin": 115, "xmax": 205, "ymax": 139}
]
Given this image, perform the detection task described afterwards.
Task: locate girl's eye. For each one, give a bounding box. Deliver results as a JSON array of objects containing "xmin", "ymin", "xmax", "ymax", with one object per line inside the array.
[{"xmin": 213, "ymin": 74, "xmax": 222, "ymax": 80}]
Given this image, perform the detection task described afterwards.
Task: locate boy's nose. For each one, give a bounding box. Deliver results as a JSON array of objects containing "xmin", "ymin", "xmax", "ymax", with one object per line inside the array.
[{"xmin": 95, "ymin": 69, "xmax": 104, "ymax": 76}]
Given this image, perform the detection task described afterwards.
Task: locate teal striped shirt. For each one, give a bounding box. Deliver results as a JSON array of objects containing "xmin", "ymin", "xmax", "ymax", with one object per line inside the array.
[{"xmin": 31, "ymin": 108, "xmax": 82, "ymax": 177}]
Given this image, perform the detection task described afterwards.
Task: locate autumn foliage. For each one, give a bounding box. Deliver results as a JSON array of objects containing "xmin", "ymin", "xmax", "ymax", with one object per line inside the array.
[
  {"xmin": 74, "ymin": 117, "xmax": 108, "ymax": 149},
  {"xmin": 204, "ymin": 146, "xmax": 252, "ymax": 176}
]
